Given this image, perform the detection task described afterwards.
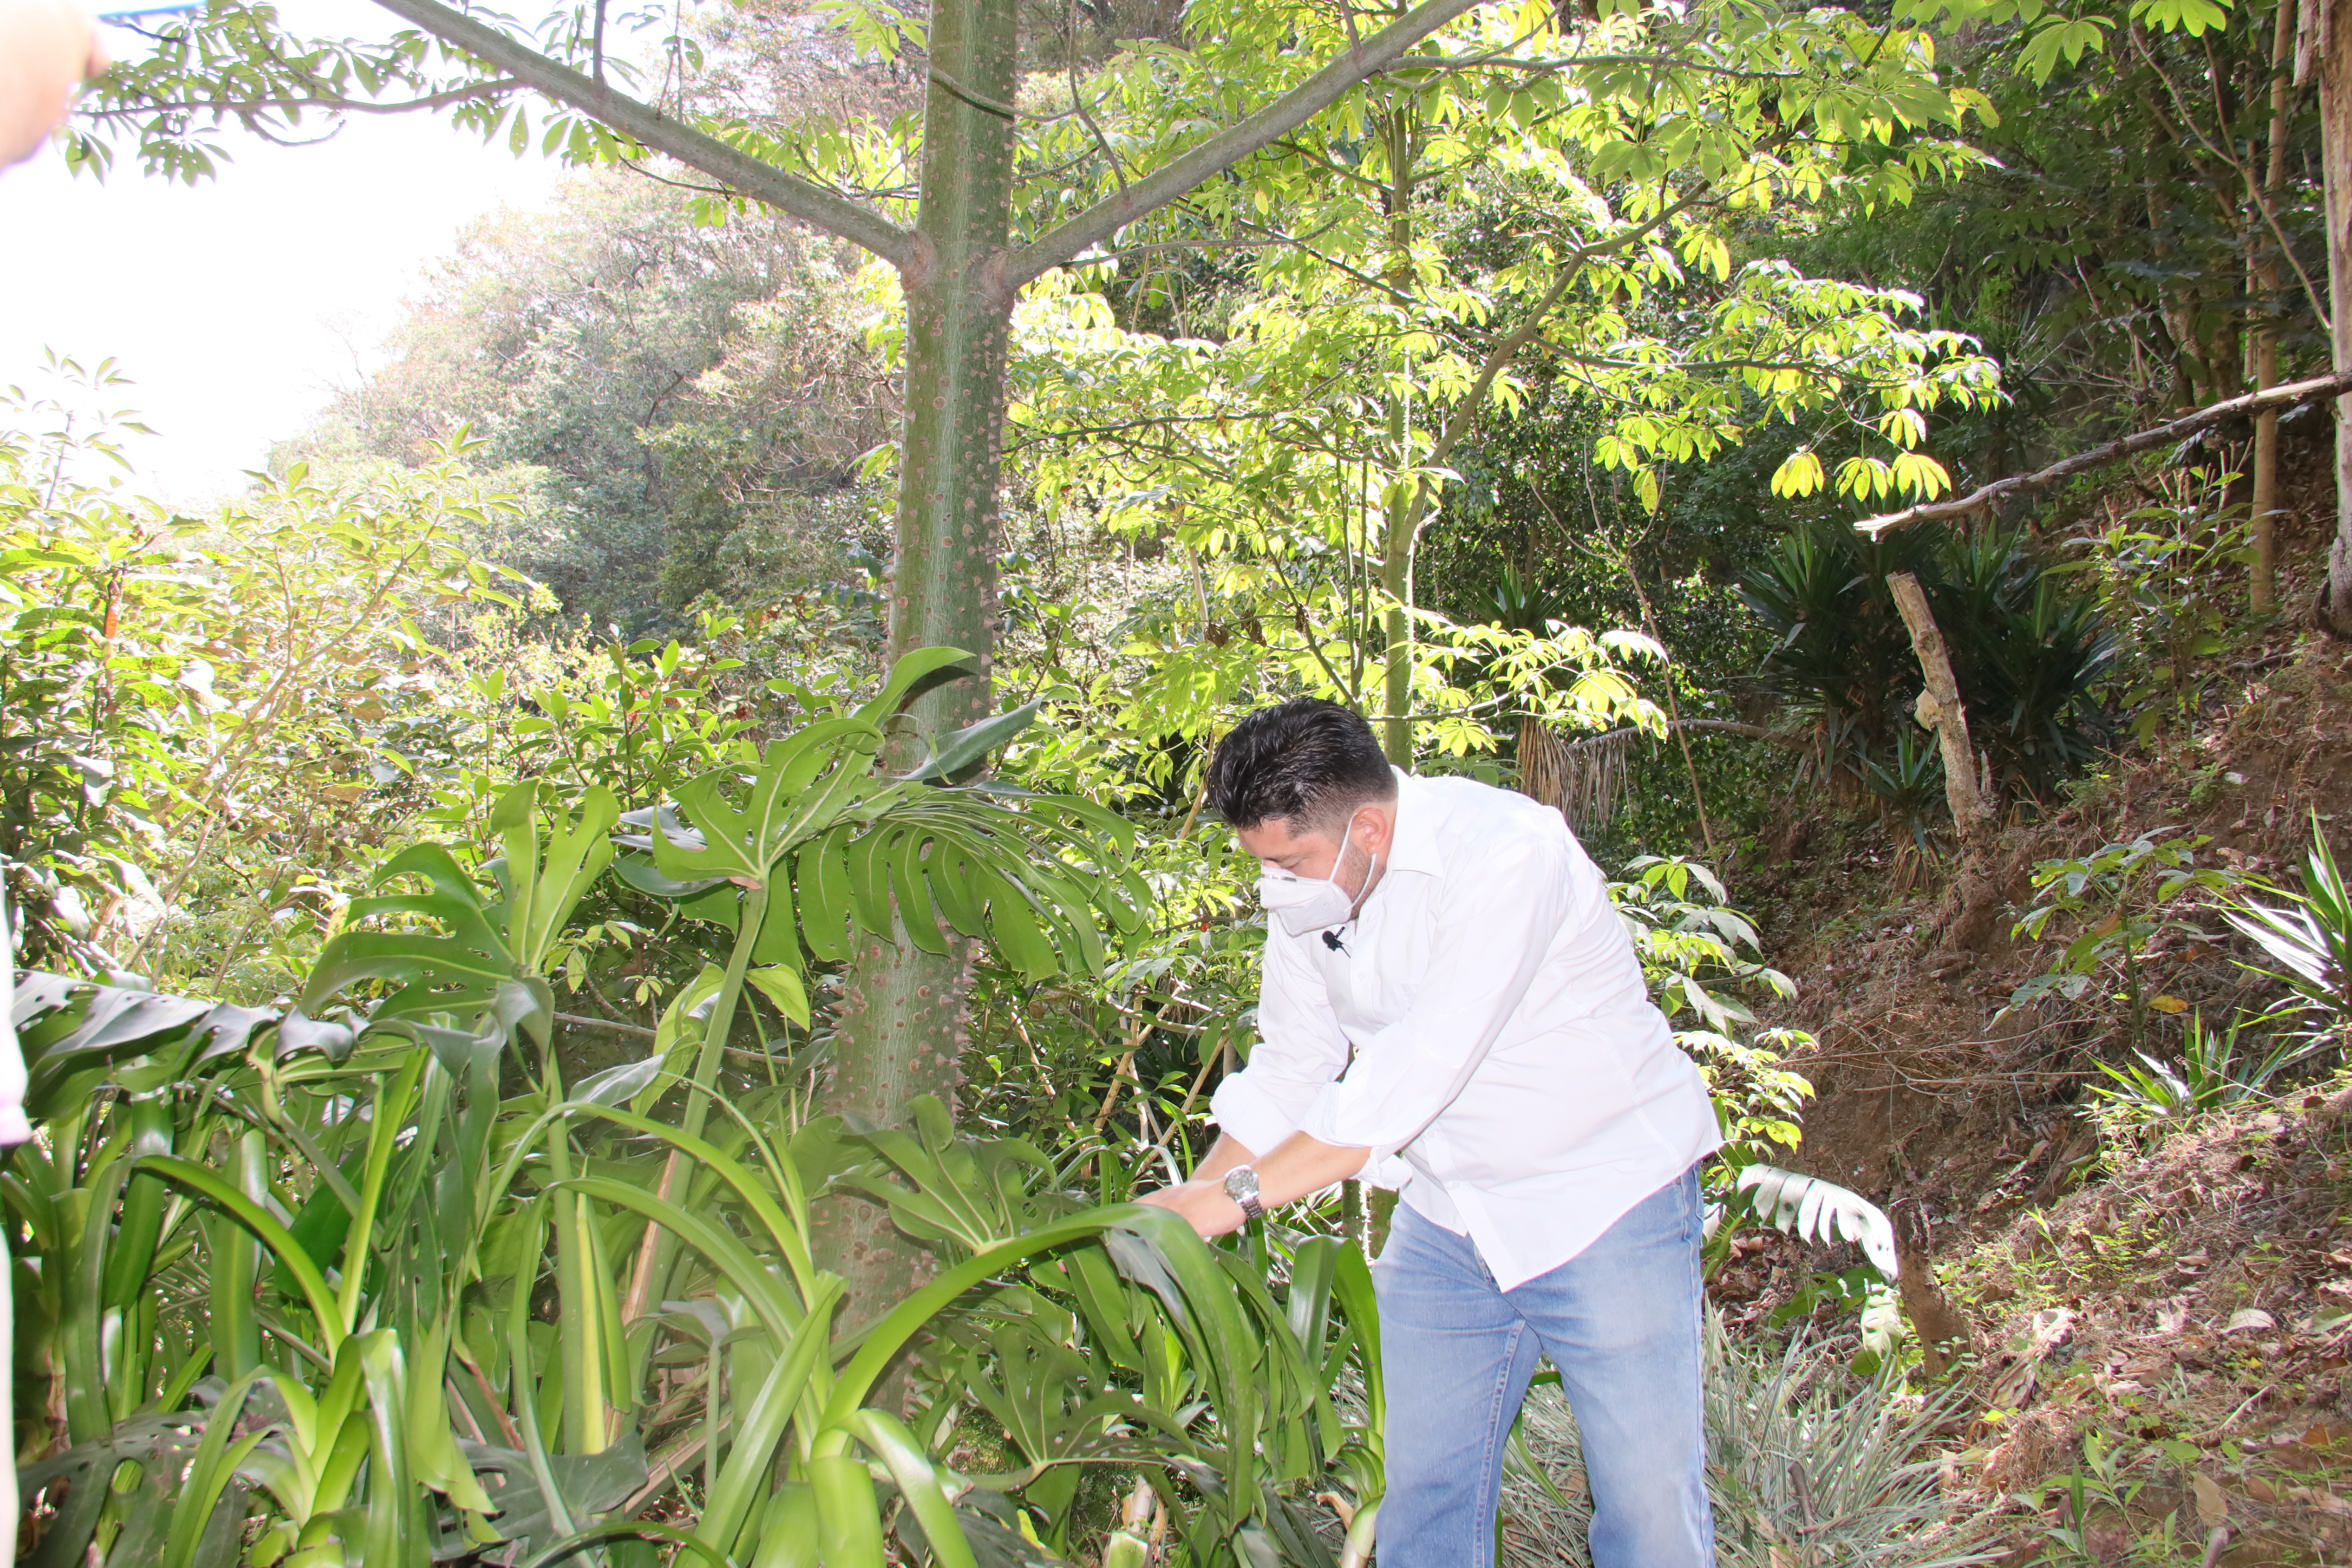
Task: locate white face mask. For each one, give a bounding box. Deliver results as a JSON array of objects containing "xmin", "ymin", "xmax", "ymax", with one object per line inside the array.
[{"xmin": 1256, "ymin": 818, "xmax": 1374, "ymax": 937}]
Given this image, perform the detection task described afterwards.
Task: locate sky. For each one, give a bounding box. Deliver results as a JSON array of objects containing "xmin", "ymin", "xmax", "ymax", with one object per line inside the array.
[{"xmin": 0, "ymin": 0, "xmax": 569, "ymax": 504}]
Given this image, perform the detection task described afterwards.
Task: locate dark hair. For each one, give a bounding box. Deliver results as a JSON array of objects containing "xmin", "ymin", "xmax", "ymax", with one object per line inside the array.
[{"xmin": 1208, "ymin": 698, "xmax": 1396, "ymax": 834}]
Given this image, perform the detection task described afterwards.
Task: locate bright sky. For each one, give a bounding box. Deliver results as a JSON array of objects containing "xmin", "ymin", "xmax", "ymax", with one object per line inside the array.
[{"xmin": 0, "ymin": 0, "xmax": 568, "ymax": 504}]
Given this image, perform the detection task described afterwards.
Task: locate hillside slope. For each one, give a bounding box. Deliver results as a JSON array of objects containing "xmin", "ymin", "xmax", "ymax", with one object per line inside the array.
[{"xmin": 1721, "ymin": 636, "xmax": 2352, "ymax": 1563}]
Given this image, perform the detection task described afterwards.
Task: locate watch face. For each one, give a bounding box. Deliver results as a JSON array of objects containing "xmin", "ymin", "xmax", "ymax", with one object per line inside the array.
[{"xmin": 1223, "ymin": 1168, "xmax": 1259, "ymax": 1200}]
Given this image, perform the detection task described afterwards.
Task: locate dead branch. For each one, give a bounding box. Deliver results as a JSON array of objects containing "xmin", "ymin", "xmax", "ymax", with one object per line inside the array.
[{"xmin": 1858, "ymin": 369, "xmax": 2352, "ymax": 536}]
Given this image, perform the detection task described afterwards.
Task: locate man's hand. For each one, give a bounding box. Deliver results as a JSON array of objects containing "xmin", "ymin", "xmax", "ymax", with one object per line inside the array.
[
  {"xmin": 1138, "ymin": 1178, "xmax": 1249, "ymax": 1239},
  {"xmin": 1136, "ymin": 1130, "xmax": 1371, "ymax": 1239},
  {"xmin": 2, "ymin": 0, "xmax": 108, "ymax": 169}
]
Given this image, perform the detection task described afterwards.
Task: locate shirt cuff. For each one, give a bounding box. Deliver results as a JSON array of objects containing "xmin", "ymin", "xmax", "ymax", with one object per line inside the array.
[
  {"xmin": 1208, "ymin": 1074, "xmax": 1304, "ymax": 1161},
  {"xmin": 1298, "ymin": 1083, "xmax": 1407, "ymax": 1179}
]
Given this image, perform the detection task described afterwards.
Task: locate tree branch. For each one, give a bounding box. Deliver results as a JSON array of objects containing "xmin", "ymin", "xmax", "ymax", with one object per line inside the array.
[
  {"xmin": 555, "ymin": 1010, "xmax": 656, "ymax": 1040},
  {"xmin": 88, "ymin": 81, "xmax": 524, "ymax": 118},
  {"xmin": 366, "ymin": 0, "xmax": 917, "ymax": 268},
  {"xmin": 1005, "ymin": 0, "xmax": 1494, "ymax": 286},
  {"xmin": 1554, "ymin": 717, "xmax": 1781, "ymax": 750},
  {"xmin": 1857, "ymin": 368, "xmax": 2352, "ymax": 535}
]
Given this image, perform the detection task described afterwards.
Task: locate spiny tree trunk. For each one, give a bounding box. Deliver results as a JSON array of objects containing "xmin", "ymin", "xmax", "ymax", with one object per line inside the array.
[
  {"xmin": 816, "ymin": 0, "xmax": 1018, "ymax": 1323},
  {"xmin": 1378, "ymin": 100, "xmax": 1421, "ymax": 770}
]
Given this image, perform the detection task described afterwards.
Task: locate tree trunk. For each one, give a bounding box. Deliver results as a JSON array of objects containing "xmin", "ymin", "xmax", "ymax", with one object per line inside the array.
[
  {"xmin": 2253, "ymin": 0, "xmax": 2297, "ymax": 610},
  {"xmin": 2320, "ymin": 0, "xmax": 2352, "ymax": 632},
  {"xmin": 817, "ymin": 0, "xmax": 1017, "ymax": 1329},
  {"xmin": 1378, "ymin": 101, "xmax": 1420, "ymax": 769},
  {"xmin": 1893, "ymin": 1205, "xmax": 1971, "ymax": 1380},
  {"xmin": 1887, "ymin": 571, "xmax": 2004, "ymax": 950}
]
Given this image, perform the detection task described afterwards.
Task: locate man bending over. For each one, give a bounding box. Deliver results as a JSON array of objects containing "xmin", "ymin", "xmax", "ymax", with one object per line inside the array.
[{"xmin": 1141, "ymin": 697, "xmax": 1719, "ymax": 1567}]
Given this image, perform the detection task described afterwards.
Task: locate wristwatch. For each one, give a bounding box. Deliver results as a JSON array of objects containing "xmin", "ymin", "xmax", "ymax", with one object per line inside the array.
[{"xmin": 1223, "ymin": 1165, "xmax": 1266, "ymax": 1222}]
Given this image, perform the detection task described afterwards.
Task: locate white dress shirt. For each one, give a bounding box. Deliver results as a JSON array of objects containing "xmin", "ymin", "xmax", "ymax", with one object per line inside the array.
[{"xmin": 1209, "ymin": 768, "xmax": 1720, "ymax": 1291}]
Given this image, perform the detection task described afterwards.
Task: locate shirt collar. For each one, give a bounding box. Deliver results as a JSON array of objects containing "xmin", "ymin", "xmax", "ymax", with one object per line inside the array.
[{"xmin": 1383, "ymin": 767, "xmax": 1445, "ymax": 878}]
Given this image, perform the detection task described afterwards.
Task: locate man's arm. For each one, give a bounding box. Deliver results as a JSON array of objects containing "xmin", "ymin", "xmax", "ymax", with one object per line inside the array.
[
  {"xmin": 2, "ymin": 0, "xmax": 106, "ymax": 168},
  {"xmin": 1138, "ymin": 1130, "xmax": 1368, "ymax": 1238},
  {"xmin": 1186, "ymin": 1133, "xmax": 1256, "ymax": 1186}
]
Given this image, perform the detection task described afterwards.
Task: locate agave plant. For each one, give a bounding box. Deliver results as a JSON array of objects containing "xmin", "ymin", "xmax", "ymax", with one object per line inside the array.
[{"xmin": 1739, "ymin": 518, "xmax": 2113, "ymax": 806}]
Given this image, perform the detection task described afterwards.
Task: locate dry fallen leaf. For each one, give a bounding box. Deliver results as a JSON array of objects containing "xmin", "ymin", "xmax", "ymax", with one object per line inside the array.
[{"xmin": 2193, "ymin": 1473, "xmax": 2227, "ymax": 1529}]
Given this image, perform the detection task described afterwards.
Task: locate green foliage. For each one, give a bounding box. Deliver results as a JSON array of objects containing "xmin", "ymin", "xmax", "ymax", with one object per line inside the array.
[
  {"xmin": 2005, "ymin": 830, "xmax": 2238, "ymax": 1038},
  {"xmin": 1819, "ymin": 0, "xmax": 2322, "ymax": 439},
  {"xmin": 1611, "ymin": 854, "xmax": 1795, "ymax": 1030},
  {"xmin": 5, "ymin": 708, "xmax": 1239, "ymax": 1568},
  {"xmin": 0, "ymin": 363, "xmax": 529, "ymax": 989},
  {"xmin": 2063, "ymin": 481, "xmax": 2258, "ymax": 741},
  {"xmin": 2081, "ymin": 1010, "xmax": 2324, "ymax": 1139},
  {"xmin": 1741, "ymin": 518, "xmax": 2116, "ymax": 809},
  {"xmin": 1705, "ymin": 1322, "xmax": 1989, "ymax": 1567},
  {"xmin": 276, "ymin": 177, "xmax": 893, "ymax": 632},
  {"xmin": 2016, "ymin": 1429, "xmax": 2163, "ymax": 1567}
]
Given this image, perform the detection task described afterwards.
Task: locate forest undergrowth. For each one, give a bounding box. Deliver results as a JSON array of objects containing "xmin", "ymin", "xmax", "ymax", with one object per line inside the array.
[{"xmin": 1725, "ymin": 591, "xmax": 2352, "ymax": 1563}]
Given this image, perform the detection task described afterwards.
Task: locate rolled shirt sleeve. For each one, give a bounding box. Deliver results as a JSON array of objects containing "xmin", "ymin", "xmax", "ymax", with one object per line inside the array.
[
  {"xmin": 1296, "ymin": 819, "xmax": 1582, "ymax": 1153},
  {"xmin": 1208, "ymin": 919, "xmax": 1355, "ymax": 1157}
]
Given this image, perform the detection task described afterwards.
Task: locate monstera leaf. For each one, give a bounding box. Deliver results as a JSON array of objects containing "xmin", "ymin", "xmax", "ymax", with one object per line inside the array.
[
  {"xmin": 1732, "ymin": 1164, "xmax": 1900, "ymax": 1280},
  {"xmin": 12, "ymin": 971, "xmax": 324, "ymax": 1122},
  {"xmin": 619, "ymin": 648, "xmax": 1148, "ymax": 983},
  {"xmin": 303, "ymin": 781, "xmax": 618, "ymax": 1049}
]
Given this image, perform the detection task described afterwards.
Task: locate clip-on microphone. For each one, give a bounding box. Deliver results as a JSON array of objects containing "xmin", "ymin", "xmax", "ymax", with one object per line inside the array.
[{"xmin": 1322, "ymin": 929, "xmax": 1348, "ymax": 954}]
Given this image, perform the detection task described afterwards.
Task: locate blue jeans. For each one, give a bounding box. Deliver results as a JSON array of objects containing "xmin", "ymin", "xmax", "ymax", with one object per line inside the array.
[{"xmin": 1371, "ymin": 1164, "xmax": 1712, "ymax": 1568}]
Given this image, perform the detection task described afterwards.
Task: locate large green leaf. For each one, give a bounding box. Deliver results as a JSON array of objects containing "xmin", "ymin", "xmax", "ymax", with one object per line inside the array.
[
  {"xmin": 12, "ymin": 973, "xmax": 280, "ymax": 1120},
  {"xmin": 303, "ymin": 783, "xmax": 616, "ymax": 1049},
  {"xmin": 619, "ymin": 649, "xmax": 1144, "ymax": 985},
  {"xmin": 900, "ymin": 700, "xmax": 1044, "ymax": 783}
]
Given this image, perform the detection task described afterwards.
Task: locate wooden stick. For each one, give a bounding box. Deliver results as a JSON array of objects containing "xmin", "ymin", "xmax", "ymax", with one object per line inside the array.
[
  {"xmin": 1887, "ymin": 572, "xmax": 1992, "ymax": 839},
  {"xmin": 1857, "ymin": 368, "xmax": 2352, "ymax": 535},
  {"xmin": 554, "ymin": 1009, "xmax": 656, "ymax": 1040},
  {"xmin": 1553, "ymin": 717, "xmax": 1776, "ymax": 750}
]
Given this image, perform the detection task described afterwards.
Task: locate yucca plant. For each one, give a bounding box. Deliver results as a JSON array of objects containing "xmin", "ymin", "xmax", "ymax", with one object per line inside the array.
[
  {"xmin": 1739, "ymin": 518, "xmax": 2113, "ymax": 807},
  {"xmin": 2222, "ymin": 814, "xmax": 2352, "ymax": 1043},
  {"xmin": 1704, "ymin": 1322, "xmax": 1995, "ymax": 1568},
  {"xmin": 1495, "ymin": 1319, "xmax": 1994, "ymax": 1568},
  {"xmin": 2082, "ymin": 1011, "xmax": 2329, "ymax": 1144}
]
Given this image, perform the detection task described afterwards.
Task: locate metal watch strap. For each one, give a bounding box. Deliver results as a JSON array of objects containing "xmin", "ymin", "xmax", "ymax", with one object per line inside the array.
[{"xmin": 1223, "ymin": 1165, "xmax": 1266, "ymax": 1221}]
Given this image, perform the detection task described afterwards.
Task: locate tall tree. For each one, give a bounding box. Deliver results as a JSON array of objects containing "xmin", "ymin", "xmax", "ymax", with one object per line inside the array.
[
  {"xmin": 79, "ymin": 0, "xmax": 1507, "ymax": 1318},
  {"xmin": 1015, "ymin": 1, "xmax": 2002, "ymax": 756}
]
